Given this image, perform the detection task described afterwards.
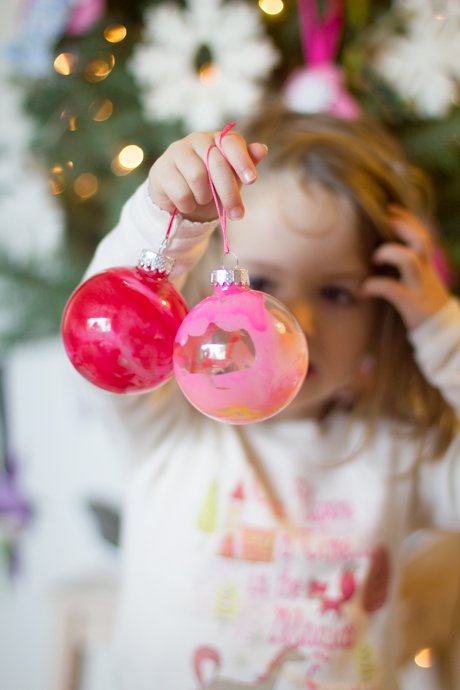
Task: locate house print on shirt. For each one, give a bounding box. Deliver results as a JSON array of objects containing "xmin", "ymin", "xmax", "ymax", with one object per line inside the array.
[{"xmin": 218, "ymin": 482, "xmax": 276, "ymax": 562}]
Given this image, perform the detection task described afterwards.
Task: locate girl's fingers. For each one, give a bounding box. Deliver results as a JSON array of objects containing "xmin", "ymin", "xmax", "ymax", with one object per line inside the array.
[
  {"xmin": 387, "ymin": 205, "xmax": 432, "ymax": 258},
  {"xmin": 154, "ymin": 166, "xmax": 200, "ymax": 215},
  {"xmin": 149, "ymin": 131, "xmax": 268, "ymax": 221},
  {"xmin": 361, "ymin": 272, "xmax": 449, "ymax": 331},
  {"xmin": 248, "ymin": 142, "xmax": 269, "ymax": 168},
  {"xmin": 217, "ymin": 131, "xmax": 262, "ymax": 185},
  {"xmin": 173, "ymin": 149, "xmax": 213, "ymax": 207},
  {"xmin": 360, "ymin": 276, "xmax": 422, "ymax": 329},
  {"xmin": 206, "ymin": 145, "xmax": 245, "ymax": 219},
  {"xmin": 360, "ymin": 275, "xmax": 410, "ymax": 306},
  {"xmin": 371, "ymin": 243, "xmax": 423, "ymax": 286}
]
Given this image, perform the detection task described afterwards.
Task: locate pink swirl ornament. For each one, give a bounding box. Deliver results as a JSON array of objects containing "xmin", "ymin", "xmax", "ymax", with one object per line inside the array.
[
  {"xmin": 173, "ymin": 267, "xmax": 308, "ymax": 424},
  {"xmin": 62, "ymin": 250, "xmax": 188, "ymax": 394}
]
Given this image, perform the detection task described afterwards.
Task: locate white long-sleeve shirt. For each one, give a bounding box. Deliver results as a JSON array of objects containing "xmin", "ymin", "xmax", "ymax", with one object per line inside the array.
[{"xmin": 82, "ymin": 181, "xmax": 460, "ymax": 690}]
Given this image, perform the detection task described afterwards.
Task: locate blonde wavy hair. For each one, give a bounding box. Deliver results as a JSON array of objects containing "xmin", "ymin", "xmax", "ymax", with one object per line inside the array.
[{"xmin": 183, "ymin": 103, "xmax": 457, "ymax": 460}]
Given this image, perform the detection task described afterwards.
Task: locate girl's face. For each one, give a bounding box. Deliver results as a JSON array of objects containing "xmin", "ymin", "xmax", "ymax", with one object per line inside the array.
[{"xmin": 228, "ymin": 173, "xmax": 377, "ymax": 420}]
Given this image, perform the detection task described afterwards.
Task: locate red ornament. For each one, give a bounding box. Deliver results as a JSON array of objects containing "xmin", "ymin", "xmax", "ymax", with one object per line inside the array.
[{"xmin": 62, "ymin": 250, "xmax": 188, "ymax": 393}]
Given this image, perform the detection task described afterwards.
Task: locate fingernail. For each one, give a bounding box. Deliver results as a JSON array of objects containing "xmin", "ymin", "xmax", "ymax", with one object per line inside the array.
[
  {"xmin": 229, "ymin": 207, "xmax": 244, "ymax": 220},
  {"xmin": 242, "ymin": 169, "xmax": 256, "ymax": 183}
]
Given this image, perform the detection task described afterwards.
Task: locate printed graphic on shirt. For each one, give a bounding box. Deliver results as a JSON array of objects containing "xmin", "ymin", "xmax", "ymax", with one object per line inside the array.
[
  {"xmin": 193, "ymin": 645, "xmax": 306, "ymax": 689},
  {"xmin": 197, "ymin": 479, "xmax": 219, "ymax": 534},
  {"xmin": 306, "ymin": 565, "xmax": 356, "ymax": 615},
  {"xmin": 191, "ymin": 475, "xmax": 388, "ymax": 688},
  {"xmin": 361, "ymin": 545, "xmax": 390, "ymax": 613},
  {"xmin": 214, "ymin": 581, "xmax": 239, "ymax": 621},
  {"xmin": 355, "ymin": 639, "xmax": 377, "ymax": 685},
  {"xmin": 217, "ymin": 481, "xmax": 276, "ymax": 562}
]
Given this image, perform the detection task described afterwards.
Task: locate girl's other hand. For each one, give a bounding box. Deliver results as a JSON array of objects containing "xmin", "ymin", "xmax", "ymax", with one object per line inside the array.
[
  {"xmin": 148, "ymin": 131, "xmax": 268, "ymax": 223},
  {"xmin": 360, "ymin": 205, "xmax": 451, "ymax": 331}
]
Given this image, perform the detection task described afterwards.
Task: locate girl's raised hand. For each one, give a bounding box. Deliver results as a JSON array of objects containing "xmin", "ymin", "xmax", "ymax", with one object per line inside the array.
[
  {"xmin": 148, "ymin": 131, "xmax": 268, "ymax": 224},
  {"xmin": 360, "ymin": 205, "xmax": 451, "ymax": 331}
]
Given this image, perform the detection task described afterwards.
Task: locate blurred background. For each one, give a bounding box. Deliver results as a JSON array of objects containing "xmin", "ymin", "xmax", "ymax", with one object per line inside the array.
[{"xmin": 0, "ymin": 1, "xmax": 460, "ymax": 689}]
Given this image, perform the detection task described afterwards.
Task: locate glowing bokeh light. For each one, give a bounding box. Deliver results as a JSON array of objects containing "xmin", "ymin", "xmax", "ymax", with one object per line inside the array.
[
  {"xmin": 199, "ymin": 62, "xmax": 222, "ymax": 87},
  {"xmin": 92, "ymin": 99, "xmax": 113, "ymax": 121},
  {"xmin": 74, "ymin": 173, "xmax": 98, "ymax": 200},
  {"xmin": 84, "ymin": 54, "xmax": 114, "ymax": 82},
  {"xmin": 414, "ymin": 648, "xmax": 433, "ymax": 668},
  {"xmin": 111, "ymin": 157, "xmax": 131, "ymax": 176},
  {"xmin": 259, "ymin": 0, "xmax": 284, "ymax": 15},
  {"xmin": 50, "ymin": 164, "xmax": 67, "ymax": 194},
  {"xmin": 104, "ymin": 24, "xmax": 127, "ymax": 42},
  {"xmin": 54, "ymin": 53, "xmax": 78, "ymax": 75},
  {"xmin": 118, "ymin": 145, "xmax": 144, "ymax": 169}
]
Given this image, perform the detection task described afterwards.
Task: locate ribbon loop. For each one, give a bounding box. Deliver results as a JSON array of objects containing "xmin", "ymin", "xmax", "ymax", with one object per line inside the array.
[
  {"xmin": 297, "ymin": 0, "xmax": 345, "ymax": 66},
  {"xmin": 206, "ymin": 121, "xmax": 237, "ymax": 255},
  {"xmin": 161, "ymin": 122, "xmax": 237, "ymax": 256}
]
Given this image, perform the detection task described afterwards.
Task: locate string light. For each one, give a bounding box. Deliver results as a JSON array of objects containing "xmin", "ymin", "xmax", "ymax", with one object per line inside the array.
[
  {"xmin": 259, "ymin": 0, "xmax": 284, "ymax": 16},
  {"xmin": 54, "ymin": 53, "xmax": 78, "ymax": 75},
  {"xmin": 74, "ymin": 173, "xmax": 98, "ymax": 200},
  {"xmin": 104, "ymin": 24, "xmax": 127, "ymax": 43},
  {"xmin": 50, "ymin": 165, "xmax": 65, "ymax": 194},
  {"xmin": 199, "ymin": 62, "xmax": 222, "ymax": 86},
  {"xmin": 49, "ymin": 161, "xmax": 73, "ymax": 194},
  {"xmin": 111, "ymin": 145, "xmax": 144, "ymax": 176},
  {"xmin": 91, "ymin": 99, "xmax": 113, "ymax": 121},
  {"xmin": 61, "ymin": 108, "xmax": 78, "ymax": 130},
  {"xmin": 111, "ymin": 157, "xmax": 131, "ymax": 176},
  {"xmin": 414, "ymin": 648, "xmax": 433, "ymax": 668},
  {"xmin": 119, "ymin": 145, "xmax": 144, "ymax": 169},
  {"xmin": 84, "ymin": 54, "xmax": 114, "ymax": 82}
]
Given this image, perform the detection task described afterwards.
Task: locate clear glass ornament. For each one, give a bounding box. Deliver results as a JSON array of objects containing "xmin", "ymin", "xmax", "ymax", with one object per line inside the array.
[{"xmin": 173, "ymin": 266, "xmax": 308, "ymax": 424}]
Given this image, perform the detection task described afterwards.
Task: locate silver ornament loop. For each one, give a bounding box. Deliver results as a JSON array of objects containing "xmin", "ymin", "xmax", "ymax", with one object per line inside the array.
[
  {"xmin": 158, "ymin": 237, "xmax": 169, "ymax": 255},
  {"xmin": 221, "ymin": 251, "xmax": 239, "ymax": 270}
]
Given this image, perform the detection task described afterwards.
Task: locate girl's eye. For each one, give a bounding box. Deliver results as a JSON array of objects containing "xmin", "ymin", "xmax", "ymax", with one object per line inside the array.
[
  {"xmin": 249, "ymin": 276, "xmax": 272, "ymax": 292},
  {"xmin": 321, "ymin": 286, "xmax": 356, "ymax": 305}
]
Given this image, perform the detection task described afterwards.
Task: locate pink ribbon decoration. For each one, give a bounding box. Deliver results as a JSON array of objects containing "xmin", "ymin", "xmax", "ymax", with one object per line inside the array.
[
  {"xmin": 283, "ymin": 0, "xmax": 361, "ymax": 119},
  {"xmin": 206, "ymin": 121, "xmax": 237, "ymax": 255},
  {"xmin": 66, "ymin": 0, "xmax": 106, "ymax": 36},
  {"xmin": 298, "ymin": 0, "xmax": 344, "ymax": 66},
  {"xmin": 164, "ymin": 123, "xmax": 236, "ymax": 255}
]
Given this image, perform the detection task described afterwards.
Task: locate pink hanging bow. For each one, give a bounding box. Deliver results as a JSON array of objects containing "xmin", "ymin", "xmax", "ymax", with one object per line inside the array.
[{"xmin": 283, "ymin": 0, "xmax": 360, "ymax": 119}]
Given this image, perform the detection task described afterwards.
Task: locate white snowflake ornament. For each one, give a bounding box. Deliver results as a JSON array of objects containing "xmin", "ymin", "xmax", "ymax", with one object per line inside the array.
[
  {"xmin": 372, "ymin": 0, "xmax": 460, "ymax": 118},
  {"xmin": 128, "ymin": 0, "xmax": 280, "ymax": 131},
  {"xmin": 0, "ymin": 71, "xmax": 63, "ymax": 263}
]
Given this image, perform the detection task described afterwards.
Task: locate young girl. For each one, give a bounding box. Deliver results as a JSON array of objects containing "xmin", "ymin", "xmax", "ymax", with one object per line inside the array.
[{"xmin": 83, "ymin": 104, "xmax": 460, "ymax": 689}]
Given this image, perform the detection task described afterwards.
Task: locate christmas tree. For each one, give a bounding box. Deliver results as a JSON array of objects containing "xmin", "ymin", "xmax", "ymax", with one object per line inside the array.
[{"xmin": 1, "ymin": 0, "xmax": 460, "ymax": 353}]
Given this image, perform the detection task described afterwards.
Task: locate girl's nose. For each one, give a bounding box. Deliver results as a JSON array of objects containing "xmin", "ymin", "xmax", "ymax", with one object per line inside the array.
[{"xmin": 290, "ymin": 300, "xmax": 315, "ymax": 336}]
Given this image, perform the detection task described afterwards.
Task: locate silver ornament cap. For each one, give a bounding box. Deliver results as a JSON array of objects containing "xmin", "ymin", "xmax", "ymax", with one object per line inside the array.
[
  {"xmin": 211, "ymin": 267, "xmax": 250, "ymax": 287},
  {"xmin": 137, "ymin": 249, "xmax": 175, "ymax": 276}
]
